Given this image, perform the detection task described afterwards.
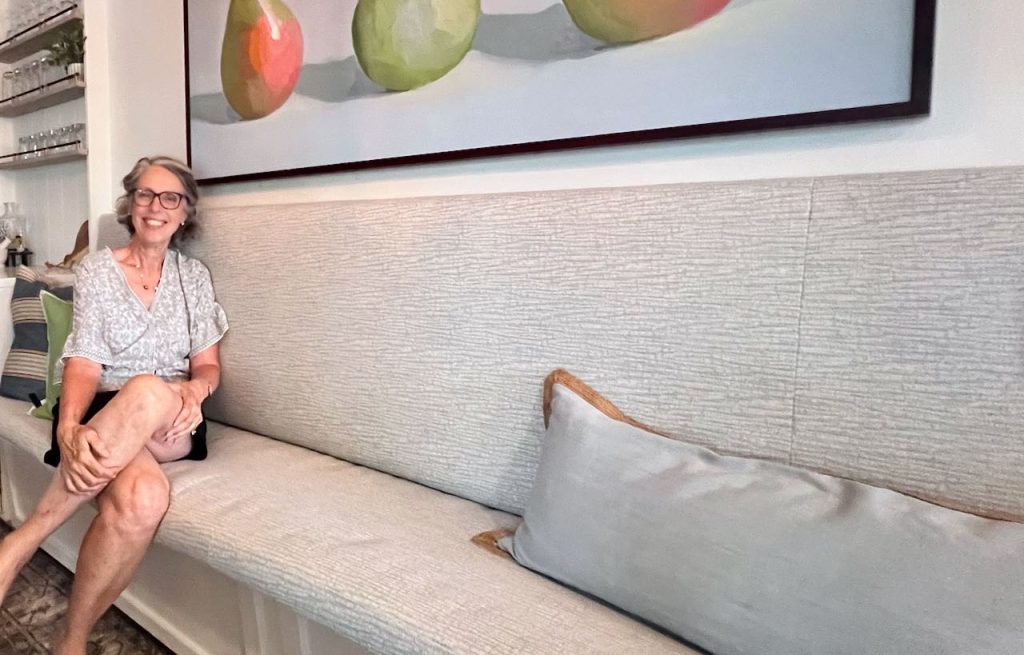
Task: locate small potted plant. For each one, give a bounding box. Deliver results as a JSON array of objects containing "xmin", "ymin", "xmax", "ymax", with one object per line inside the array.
[{"xmin": 47, "ymin": 22, "xmax": 86, "ymax": 79}]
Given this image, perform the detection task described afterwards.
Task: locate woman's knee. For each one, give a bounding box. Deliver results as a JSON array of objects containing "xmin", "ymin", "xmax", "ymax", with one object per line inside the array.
[
  {"xmin": 117, "ymin": 374, "xmax": 180, "ymax": 417},
  {"xmin": 120, "ymin": 374, "xmax": 175, "ymax": 404},
  {"xmin": 98, "ymin": 469, "xmax": 170, "ymax": 533}
]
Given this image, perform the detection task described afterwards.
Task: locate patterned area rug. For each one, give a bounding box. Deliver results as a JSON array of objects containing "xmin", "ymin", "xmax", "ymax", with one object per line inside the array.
[{"xmin": 0, "ymin": 522, "xmax": 172, "ymax": 654}]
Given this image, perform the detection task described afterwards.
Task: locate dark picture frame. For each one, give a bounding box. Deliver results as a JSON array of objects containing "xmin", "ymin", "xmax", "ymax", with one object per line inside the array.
[{"xmin": 185, "ymin": 0, "xmax": 936, "ymax": 185}]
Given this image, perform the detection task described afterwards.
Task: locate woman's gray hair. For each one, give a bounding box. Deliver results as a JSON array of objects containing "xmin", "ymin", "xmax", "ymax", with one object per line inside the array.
[{"xmin": 114, "ymin": 156, "xmax": 200, "ymax": 246}]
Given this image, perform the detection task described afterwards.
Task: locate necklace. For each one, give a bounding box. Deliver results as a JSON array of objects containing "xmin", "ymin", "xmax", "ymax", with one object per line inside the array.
[{"xmin": 132, "ymin": 261, "xmax": 160, "ymax": 291}]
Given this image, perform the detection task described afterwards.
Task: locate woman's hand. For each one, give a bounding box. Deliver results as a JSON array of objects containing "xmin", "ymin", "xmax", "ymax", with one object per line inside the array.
[
  {"xmin": 161, "ymin": 379, "xmax": 207, "ymax": 444},
  {"xmin": 56, "ymin": 422, "xmax": 115, "ymax": 495}
]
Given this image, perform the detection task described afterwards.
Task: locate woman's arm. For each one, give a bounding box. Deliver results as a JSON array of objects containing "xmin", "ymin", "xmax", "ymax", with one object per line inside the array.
[
  {"xmin": 57, "ymin": 356, "xmax": 114, "ymax": 494},
  {"xmin": 163, "ymin": 342, "xmax": 221, "ymax": 443},
  {"xmin": 185, "ymin": 341, "xmax": 221, "ymax": 400}
]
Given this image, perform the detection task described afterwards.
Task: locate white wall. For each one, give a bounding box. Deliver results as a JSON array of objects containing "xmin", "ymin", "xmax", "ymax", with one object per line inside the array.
[
  {"xmin": 86, "ymin": 0, "xmax": 188, "ymax": 234},
  {"xmin": 92, "ymin": 0, "xmax": 1024, "ymax": 215}
]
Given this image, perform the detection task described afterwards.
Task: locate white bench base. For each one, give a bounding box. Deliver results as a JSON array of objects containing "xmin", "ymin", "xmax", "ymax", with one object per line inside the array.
[{"xmin": 0, "ymin": 442, "xmax": 370, "ymax": 655}]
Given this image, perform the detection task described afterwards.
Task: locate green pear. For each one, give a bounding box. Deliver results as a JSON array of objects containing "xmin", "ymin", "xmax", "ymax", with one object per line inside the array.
[
  {"xmin": 563, "ymin": 0, "xmax": 731, "ymax": 44},
  {"xmin": 353, "ymin": 0, "xmax": 481, "ymax": 92}
]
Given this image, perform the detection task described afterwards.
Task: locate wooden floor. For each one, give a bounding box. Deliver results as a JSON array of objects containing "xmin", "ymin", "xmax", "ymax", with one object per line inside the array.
[{"xmin": 0, "ymin": 521, "xmax": 172, "ymax": 654}]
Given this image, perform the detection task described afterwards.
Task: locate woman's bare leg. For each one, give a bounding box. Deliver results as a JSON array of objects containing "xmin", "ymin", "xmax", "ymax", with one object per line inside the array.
[
  {"xmin": 0, "ymin": 469, "xmax": 96, "ymax": 606},
  {"xmin": 53, "ymin": 449, "xmax": 171, "ymax": 655},
  {"xmin": 0, "ymin": 375, "xmax": 184, "ymax": 605}
]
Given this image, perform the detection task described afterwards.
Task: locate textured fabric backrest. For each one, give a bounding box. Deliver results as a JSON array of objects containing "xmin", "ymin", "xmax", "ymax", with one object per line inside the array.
[
  {"xmin": 189, "ymin": 180, "xmax": 812, "ymax": 513},
  {"xmin": 187, "ymin": 167, "xmax": 1024, "ymax": 519},
  {"xmin": 794, "ymin": 168, "xmax": 1024, "ymax": 521},
  {"xmin": 95, "ymin": 213, "xmax": 129, "ymax": 250}
]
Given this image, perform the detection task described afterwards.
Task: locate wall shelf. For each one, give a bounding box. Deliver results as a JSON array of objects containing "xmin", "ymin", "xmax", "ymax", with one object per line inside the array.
[
  {"xmin": 0, "ymin": 142, "xmax": 86, "ymax": 170},
  {"xmin": 0, "ymin": 75, "xmax": 84, "ymax": 117},
  {"xmin": 0, "ymin": 5, "xmax": 82, "ymax": 64}
]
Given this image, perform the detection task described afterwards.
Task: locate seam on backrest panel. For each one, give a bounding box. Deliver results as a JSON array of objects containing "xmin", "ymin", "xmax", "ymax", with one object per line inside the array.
[{"xmin": 787, "ymin": 177, "xmax": 816, "ymax": 466}]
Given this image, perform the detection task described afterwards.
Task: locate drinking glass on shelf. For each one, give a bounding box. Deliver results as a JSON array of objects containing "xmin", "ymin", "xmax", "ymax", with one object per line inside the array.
[
  {"xmin": 10, "ymin": 67, "xmax": 22, "ymax": 97},
  {"xmin": 44, "ymin": 56, "xmax": 56, "ymax": 84},
  {"xmin": 33, "ymin": 131, "xmax": 46, "ymax": 157},
  {"xmin": 59, "ymin": 128, "xmax": 71, "ymax": 153},
  {"xmin": 19, "ymin": 1, "xmax": 34, "ymax": 29},
  {"xmin": 1, "ymin": 71, "xmax": 13, "ymax": 101},
  {"xmin": 39, "ymin": 55, "xmax": 56, "ymax": 86},
  {"xmin": 27, "ymin": 59, "xmax": 41, "ymax": 92},
  {"xmin": 19, "ymin": 6, "xmax": 35, "ymax": 31},
  {"xmin": 17, "ymin": 136, "xmax": 29, "ymax": 160},
  {"xmin": 7, "ymin": 15, "xmax": 25, "ymax": 41},
  {"xmin": 38, "ymin": 1, "xmax": 58, "ymax": 22},
  {"xmin": 15, "ymin": 67, "xmax": 29, "ymax": 96},
  {"xmin": 30, "ymin": 2, "xmax": 48, "ymax": 27},
  {"xmin": 71, "ymin": 123, "xmax": 86, "ymax": 150}
]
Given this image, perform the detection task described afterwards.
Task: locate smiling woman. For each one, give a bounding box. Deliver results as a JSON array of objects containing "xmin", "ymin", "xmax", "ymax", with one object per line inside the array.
[
  {"xmin": 0, "ymin": 156, "xmax": 228, "ymax": 654},
  {"xmin": 115, "ymin": 157, "xmax": 200, "ymax": 247}
]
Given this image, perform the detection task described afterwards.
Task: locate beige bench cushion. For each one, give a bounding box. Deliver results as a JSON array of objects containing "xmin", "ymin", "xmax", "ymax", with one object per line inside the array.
[
  {"xmin": 0, "ymin": 400, "xmax": 693, "ymax": 653},
  {"xmin": 157, "ymin": 423, "xmax": 696, "ymax": 654},
  {"xmin": 0, "ymin": 397, "xmax": 50, "ymax": 459}
]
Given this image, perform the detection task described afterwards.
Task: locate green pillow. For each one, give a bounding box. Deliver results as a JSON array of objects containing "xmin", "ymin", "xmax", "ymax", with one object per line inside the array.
[{"xmin": 30, "ymin": 291, "xmax": 73, "ymax": 420}]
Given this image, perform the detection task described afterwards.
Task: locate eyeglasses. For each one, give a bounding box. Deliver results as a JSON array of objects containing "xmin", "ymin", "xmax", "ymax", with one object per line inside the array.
[{"xmin": 132, "ymin": 188, "xmax": 185, "ymax": 210}]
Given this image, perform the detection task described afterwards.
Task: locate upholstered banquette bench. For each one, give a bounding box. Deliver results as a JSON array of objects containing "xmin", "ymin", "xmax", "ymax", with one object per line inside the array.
[{"xmin": 0, "ymin": 166, "xmax": 1021, "ymax": 654}]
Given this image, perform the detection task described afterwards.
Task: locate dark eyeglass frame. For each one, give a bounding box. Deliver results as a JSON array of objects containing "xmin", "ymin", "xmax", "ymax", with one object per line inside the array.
[{"xmin": 132, "ymin": 187, "xmax": 185, "ymax": 211}]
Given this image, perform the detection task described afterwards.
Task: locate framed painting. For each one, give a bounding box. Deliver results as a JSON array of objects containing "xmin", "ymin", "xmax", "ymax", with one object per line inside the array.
[{"xmin": 185, "ymin": 0, "xmax": 936, "ymax": 184}]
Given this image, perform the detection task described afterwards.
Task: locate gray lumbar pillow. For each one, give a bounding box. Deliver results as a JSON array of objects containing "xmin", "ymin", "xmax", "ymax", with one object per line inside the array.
[{"xmin": 497, "ymin": 370, "xmax": 1024, "ymax": 655}]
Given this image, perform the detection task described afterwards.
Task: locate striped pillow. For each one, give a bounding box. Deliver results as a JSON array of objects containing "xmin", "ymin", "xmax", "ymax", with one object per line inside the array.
[{"xmin": 0, "ymin": 268, "xmax": 74, "ymax": 405}]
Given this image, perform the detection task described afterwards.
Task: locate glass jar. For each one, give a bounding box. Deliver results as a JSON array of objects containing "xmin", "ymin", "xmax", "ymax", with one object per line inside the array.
[
  {"xmin": 0, "ymin": 201, "xmax": 26, "ymax": 250},
  {"xmin": 0, "ymin": 202, "xmax": 15, "ymax": 242}
]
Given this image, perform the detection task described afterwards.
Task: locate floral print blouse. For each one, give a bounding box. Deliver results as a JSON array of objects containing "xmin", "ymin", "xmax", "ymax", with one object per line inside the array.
[{"xmin": 57, "ymin": 248, "xmax": 228, "ymax": 392}]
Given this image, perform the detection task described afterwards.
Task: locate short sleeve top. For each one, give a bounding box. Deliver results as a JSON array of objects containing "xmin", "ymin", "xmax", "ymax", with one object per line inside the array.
[{"xmin": 57, "ymin": 248, "xmax": 229, "ymax": 392}]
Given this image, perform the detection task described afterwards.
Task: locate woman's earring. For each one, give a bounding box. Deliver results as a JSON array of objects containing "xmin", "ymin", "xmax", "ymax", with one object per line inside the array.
[{"xmin": 180, "ymin": 221, "xmax": 186, "ymax": 226}]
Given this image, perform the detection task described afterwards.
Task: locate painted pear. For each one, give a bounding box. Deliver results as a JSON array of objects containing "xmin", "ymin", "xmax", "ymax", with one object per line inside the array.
[
  {"xmin": 352, "ymin": 0, "xmax": 481, "ymax": 92},
  {"xmin": 221, "ymin": 0, "xmax": 304, "ymax": 120},
  {"xmin": 563, "ymin": 0, "xmax": 731, "ymax": 44}
]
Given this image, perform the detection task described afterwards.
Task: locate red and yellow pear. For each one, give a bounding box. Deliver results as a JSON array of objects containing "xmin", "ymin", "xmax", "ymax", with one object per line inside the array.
[
  {"xmin": 563, "ymin": 0, "xmax": 731, "ymax": 44},
  {"xmin": 221, "ymin": 0, "xmax": 304, "ymax": 120}
]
